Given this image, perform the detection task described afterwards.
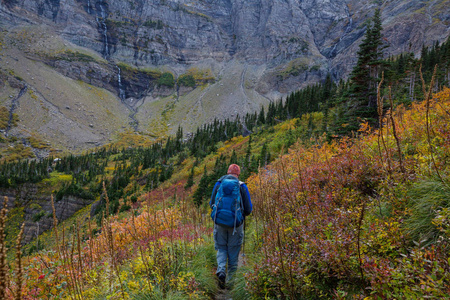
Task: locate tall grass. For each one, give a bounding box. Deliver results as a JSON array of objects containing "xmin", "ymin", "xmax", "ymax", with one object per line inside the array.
[
  {"xmin": 404, "ymin": 178, "xmax": 450, "ymax": 244},
  {"xmin": 188, "ymin": 242, "xmax": 217, "ymax": 297},
  {"xmin": 230, "ymin": 257, "xmax": 255, "ymax": 300}
]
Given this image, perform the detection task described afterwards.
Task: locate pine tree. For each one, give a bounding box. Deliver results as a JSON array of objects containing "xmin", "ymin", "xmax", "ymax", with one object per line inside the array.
[
  {"xmin": 184, "ymin": 167, "xmax": 194, "ymax": 190},
  {"xmin": 259, "ymin": 143, "xmax": 268, "ymax": 166},
  {"xmin": 258, "ymin": 106, "xmax": 265, "ymax": 125},
  {"xmin": 321, "ymin": 74, "xmax": 333, "ymax": 132},
  {"xmin": 229, "ymin": 150, "xmax": 238, "ymax": 165},
  {"xmin": 266, "ymin": 102, "xmax": 276, "ymax": 125},
  {"xmin": 193, "ymin": 166, "xmax": 209, "ymax": 207},
  {"xmin": 175, "ymin": 125, "xmax": 183, "ymax": 151},
  {"xmin": 346, "ymin": 9, "xmax": 387, "ymax": 131}
]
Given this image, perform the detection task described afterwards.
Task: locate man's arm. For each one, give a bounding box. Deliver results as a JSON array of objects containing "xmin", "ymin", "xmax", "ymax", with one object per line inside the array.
[{"xmin": 240, "ymin": 183, "xmax": 252, "ymax": 216}]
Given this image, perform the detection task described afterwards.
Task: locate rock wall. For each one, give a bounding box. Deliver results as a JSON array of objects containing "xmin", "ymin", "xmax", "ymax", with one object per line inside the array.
[
  {"xmin": 0, "ymin": 0, "xmax": 449, "ymax": 142},
  {"xmin": 0, "ymin": 186, "xmax": 95, "ymax": 245},
  {"xmin": 3, "ymin": 0, "xmax": 449, "ymax": 76}
]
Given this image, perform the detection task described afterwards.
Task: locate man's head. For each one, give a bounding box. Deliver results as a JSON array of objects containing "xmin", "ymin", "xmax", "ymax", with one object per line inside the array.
[{"xmin": 227, "ymin": 164, "xmax": 241, "ymax": 178}]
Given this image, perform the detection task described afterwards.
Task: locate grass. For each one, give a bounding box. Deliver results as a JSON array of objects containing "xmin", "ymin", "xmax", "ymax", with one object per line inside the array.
[
  {"xmin": 188, "ymin": 241, "xmax": 217, "ymax": 297},
  {"xmin": 230, "ymin": 263, "xmax": 253, "ymax": 300},
  {"xmin": 404, "ymin": 177, "xmax": 450, "ymax": 245},
  {"xmin": 229, "ymin": 222, "xmax": 260, "ymax": 300},
  {"xmin": 272, "ymin": 57, "xmax": 312, "ymax": 80},
  {"xmin": 131, "ymin": 289, "xmax": 186, "ymax": 300},
  {"xmin": 1, "ymin": 143, "xmax": 35, "ymax": 162},
  {"xmin": 116, "ymin": 62, "xmax": 161, "ymax": 79},
  {"xmin": 4, "ymin": 207, "xmax": 24, "ymax": 259},
  {"xmin": 0, "ymin": 106, "xmax": 10, "ymax": 129},
  {"xmin": 39, "ymin": 172, "xmax": 73, "ymax": 194},
  {"xmin": 57, "ymin": 50, "xmax": 96, "ymax": 63},
  {"xmin": 27, "ymin": 135, "xmax": 50, "ymax": 149}
]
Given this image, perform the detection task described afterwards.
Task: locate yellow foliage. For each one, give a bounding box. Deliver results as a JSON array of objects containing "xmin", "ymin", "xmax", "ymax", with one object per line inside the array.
[
  {"xmin": 2, "ymin": 143, "xmax": 35, "ymax": 162},
  {"xmin": 185, "ymin": 67, "xmax": 215, "ymax": 83},
  {"xmin": 41, "ymin": 172, "xmax": 72, "ymax": 187}
]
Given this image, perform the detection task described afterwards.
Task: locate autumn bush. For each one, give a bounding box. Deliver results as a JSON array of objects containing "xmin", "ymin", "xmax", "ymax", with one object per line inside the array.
[
  {"xmin": 1, "ymin": 182, "xmax": 217, "ymax": 299},
  {"xmin": 1, "ymin": 80, "xmax": 449, "ymax": 299},
  {"xmin": 244, "ymin": 88, "xmax": 450, "ymax": 298}
]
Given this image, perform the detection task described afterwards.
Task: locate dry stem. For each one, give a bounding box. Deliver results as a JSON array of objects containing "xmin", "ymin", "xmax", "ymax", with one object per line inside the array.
[
  {"xmin": 388, "ymin": 86, "xmax": 406, "ymax": 175},
  {"xmin": 0, "ymin": 197, "xmax": 9, "ymax": 299},
  {"xmin": 14, "ymin": 223, "xmax": 25, "ymax": 300},
  {"xmin": 420, "ymin": 65, "xmax": 448, "ymax": 186},
  {"xmin": 51, "ymin": 195, "xmax": 60, "ymax": 256}
]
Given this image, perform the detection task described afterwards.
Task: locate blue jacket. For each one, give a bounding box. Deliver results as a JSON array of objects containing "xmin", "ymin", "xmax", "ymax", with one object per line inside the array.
[{"xmin": 210, "ymin": 175, "xmax": 253, "ymax": 217}]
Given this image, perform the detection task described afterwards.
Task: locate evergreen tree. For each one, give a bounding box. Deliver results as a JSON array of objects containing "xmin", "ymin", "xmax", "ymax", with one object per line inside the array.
[
  {"xmin": 259, "ymin": 143, "xmax": 268, "ymax": 166},
  {"xmin": 258, "ymin": 106, "xmax": 265, "ymax": 125},
  {"xmin": 346, "ymin": 9, "xmax": 387, "ymax": 132},
  {"xmin": 193, "ymin": 166, "xmax": 209, "ymax": 207},
  {"xmin": 175, "ymin": 125, "xmax": 183, "ymax": 151},
  {"xmin": 229, "ymin": 150, "xmax": 238, "ymax": 165},
  {"xmin": 321, "ymin": 74, "xmax": 334, "ymax": 132},
  {"xmin": 185, "ymin": 167, "xmax": 194, "ymax": 190}
]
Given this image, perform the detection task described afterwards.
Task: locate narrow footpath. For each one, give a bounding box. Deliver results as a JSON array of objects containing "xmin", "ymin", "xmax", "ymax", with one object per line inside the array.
[{"xmin": 215, "ymin": 254, "xmax": 245, "ymax": 300}]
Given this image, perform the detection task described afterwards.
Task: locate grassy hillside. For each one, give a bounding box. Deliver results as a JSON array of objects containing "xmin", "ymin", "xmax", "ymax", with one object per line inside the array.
[
  {"xmin": 0, "ymin": 27, "xmax": 133, "ymax": 154},
  {"xmin": 0, "ymin": 25, "xmax": 449, "ymax": 299},
  {"xmin": 1, "ymin": 76, "xmax": 449, "ymax": 298}
]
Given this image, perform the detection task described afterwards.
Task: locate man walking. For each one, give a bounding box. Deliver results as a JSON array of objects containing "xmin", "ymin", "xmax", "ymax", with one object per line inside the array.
[{"xmin": 210, "ymin": 164, "xmax": 252, "ymax": 289}]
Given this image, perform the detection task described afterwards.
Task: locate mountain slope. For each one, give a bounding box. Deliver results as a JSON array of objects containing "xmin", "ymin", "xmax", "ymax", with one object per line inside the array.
[
  {"xmin": 1, "ymin": 84, "xmax": 449, "ymax": 299},
  {"xmin": 0, "ymin": 0, "xmax": 449, "ymax": 151}
]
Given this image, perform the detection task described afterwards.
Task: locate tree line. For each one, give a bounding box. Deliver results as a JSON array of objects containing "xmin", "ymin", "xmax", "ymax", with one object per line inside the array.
[{"xmin": 1, "ymin": 9, "xmax": 449, "ymax": 212}]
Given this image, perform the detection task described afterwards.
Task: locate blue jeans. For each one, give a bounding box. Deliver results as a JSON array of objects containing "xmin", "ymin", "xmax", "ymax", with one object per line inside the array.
[{"xmin": 213, "ymin": 223, "xmax": 244, "ymax": 282}]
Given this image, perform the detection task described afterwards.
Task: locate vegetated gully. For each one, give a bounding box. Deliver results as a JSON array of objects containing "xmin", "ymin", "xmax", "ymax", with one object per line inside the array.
[
  {"xmin": 328, "ymin": 5, "xmax": 353, "ymax": 59},
  {"xmin": 6, "ymin": 84, "xmax": 28, "ymax": 136},
  {"xmin": 94, "ymin": 2, "xmax": 139, "ymax": 131}
]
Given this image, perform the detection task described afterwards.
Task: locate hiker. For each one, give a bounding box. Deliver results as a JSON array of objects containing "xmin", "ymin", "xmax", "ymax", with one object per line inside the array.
[{"xmin": 210, "ymin": 164, "xmax": 252, "ymax": 289}]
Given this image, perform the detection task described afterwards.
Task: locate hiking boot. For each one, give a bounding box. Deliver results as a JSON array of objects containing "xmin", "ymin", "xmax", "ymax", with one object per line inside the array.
[{"xmin": 217, "ymin": 272, "xmax": 226, "ymax": 289}]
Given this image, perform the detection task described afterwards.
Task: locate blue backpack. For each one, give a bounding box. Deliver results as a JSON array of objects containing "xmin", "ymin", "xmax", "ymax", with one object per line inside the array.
[{"xmin": 211, "ymin": 178, "xmax": 244, "ymax": 229}]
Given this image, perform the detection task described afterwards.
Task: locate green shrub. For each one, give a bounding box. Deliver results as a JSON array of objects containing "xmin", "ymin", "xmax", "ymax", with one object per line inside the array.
[
  {"xmin": 56, "ymin": 182, "xmax": 94, "ymax": 201},
  {"xmin": 32, "ymin": 210, "xmax": 46, "ymax": 222},
  {"xmin": 60, "ymin": 50, "xmax": 96, "ymax": 63},
  {"xmin": 0, "ymin": 106, "xmax": 9, "ymax": 129},
  {"xmin": 119, "ymin": 204, "xmax": 131, "ymax": 212},
  {"xmin": 177, "ymin": 74, "xmax": 195, "ymax": 87},
  {"xmin": 158, "ymin": 72, "xmax": 175, "ymax": 88}
]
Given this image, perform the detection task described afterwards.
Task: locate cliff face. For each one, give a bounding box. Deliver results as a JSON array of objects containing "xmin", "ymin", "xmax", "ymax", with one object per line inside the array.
[
  {"xmin": 0, "ymin": 186, "xmax": 95, "ymax": 245},
  {"xmin": 0, "ymin": 0, "xmax": 449, "ymax": 150},
  {"xmin": 5, "ymin": 0, "xmax": 449, "ymax": 73}
]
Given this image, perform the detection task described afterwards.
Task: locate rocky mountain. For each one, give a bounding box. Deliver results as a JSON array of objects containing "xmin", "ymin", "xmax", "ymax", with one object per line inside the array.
[{"xmin": 0, "ymin": 0, "xmax": 449, "ymax": 152}]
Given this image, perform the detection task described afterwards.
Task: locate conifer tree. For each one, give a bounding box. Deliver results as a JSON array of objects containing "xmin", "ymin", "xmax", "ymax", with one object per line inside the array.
[
  {"xmin": 184, "ymin": 167, "xmax": 194, "ymax": 190},
  {"xmin": 193, "ymin": 166, "xmax": 209, "ymax": 207},
  {"xmin": 346, "ymin": 8, "xmax": 387, "ymax": 131},
  {"xmin": 259, "ymin": 143, "xmax": 268, "ymax": 166},
  {"xmin": 229, "ymin": 150, "xmax": 238, "ymax": 165},
  {"xmin": 321, "ymin": 74, "xmax": 333, "ymax": 132},
  {"xmin": 175, "ymin": 125, "xmax": 183, "ymax": 151},
  {"xmin": 258, "ymin": 106, "xmax": 265, "ymax": 125}
]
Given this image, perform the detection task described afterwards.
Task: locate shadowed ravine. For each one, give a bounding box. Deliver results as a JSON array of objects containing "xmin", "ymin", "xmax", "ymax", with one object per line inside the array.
[
  {"xmin": 6, "ymin": 84, "xmax": 27, "ymax": 136},
  {"xmin": 96, "ymin": 3, "xmax": 140, "ymax": 131}
]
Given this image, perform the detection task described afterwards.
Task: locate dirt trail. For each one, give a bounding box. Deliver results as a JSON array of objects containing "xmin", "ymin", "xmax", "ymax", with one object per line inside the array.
[
  {"xmin": 215, "ymin": 289, "xmax": 231, "ymax": 300},
  {"xmin": 214, "ymin": 254, "xmax": 245, "ymax": 300}
]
